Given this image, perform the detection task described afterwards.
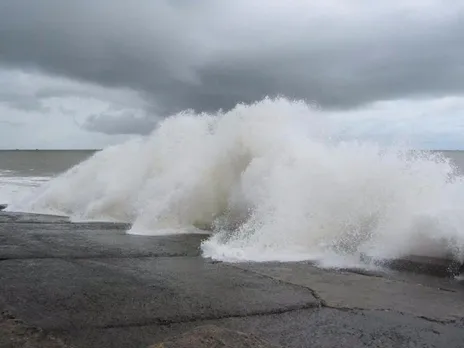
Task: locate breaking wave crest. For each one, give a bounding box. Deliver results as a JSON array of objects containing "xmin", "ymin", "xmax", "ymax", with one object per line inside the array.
[{"xmin": 11, "ymin": 98, "xmax": 464, "ymax": 265}]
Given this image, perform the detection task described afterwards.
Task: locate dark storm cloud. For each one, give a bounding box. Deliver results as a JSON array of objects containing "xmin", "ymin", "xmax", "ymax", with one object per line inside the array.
[
  {"xmin": 83, "ymin": 112, "xmax": 157, "ymax": 135},
  {"xmin": 1, "ymin": 0, "xmax": 464, "ymax": 133}
]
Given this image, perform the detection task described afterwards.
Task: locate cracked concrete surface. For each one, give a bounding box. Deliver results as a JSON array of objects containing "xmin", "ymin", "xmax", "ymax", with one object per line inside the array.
[
  {"xmin": 232, "ymin": 262, "xmax": 464, "ymax": 322},
  {"xmin": 1, "ymin": 212, "xmax": 464, "ymax": 348}
]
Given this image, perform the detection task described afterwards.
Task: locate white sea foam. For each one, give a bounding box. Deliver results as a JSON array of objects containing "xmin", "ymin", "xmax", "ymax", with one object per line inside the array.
[
  {"xmin": 0, "ymin": 171, "xmax": 50, "ymax": 207},
  {"xmin": 10, "ymin": 98, "xmax": 464, "ymax": 266}
]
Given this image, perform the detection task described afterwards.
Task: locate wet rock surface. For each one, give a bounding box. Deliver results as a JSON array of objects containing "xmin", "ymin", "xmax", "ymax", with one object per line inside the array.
[
  {"xmin": 0, "ymin": 311, "xmax": 70, "ymax": 348},
  {"xmin": 149, "ymin": 325, "xmax": 281, "ymax": 348},
  {"xmin": 1, "ymin": 212, "xmax": 464, "ymax": 348},
  {"xmin": 0, "ymin": 211, "xmax": 70, "ymax": 224}
]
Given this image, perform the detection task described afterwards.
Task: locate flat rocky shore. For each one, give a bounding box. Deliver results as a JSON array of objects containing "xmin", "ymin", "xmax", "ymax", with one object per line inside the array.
[{"xmin": 1, "ymin": 211, "xmax": 464, "ymax": 348}]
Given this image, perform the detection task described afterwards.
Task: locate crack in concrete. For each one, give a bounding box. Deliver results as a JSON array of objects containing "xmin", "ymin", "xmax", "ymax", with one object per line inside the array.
[
  {"xmin": 417, "ymin": 315, "xmax": 462, "ymax": 326},
  {"xmin": 227, "ymin": 265, "xmax": 327, "ymax": 307},
  {"xmin": 93, "ymin": 302, "xmax": 320, "ymax": 330},
  {"xmin": 226, "ymin": 264, "xmax": 464, "ymax": 327},
  {"xmin": 317, "ymin": 305, "xmax": 463, "ymax": 326}
]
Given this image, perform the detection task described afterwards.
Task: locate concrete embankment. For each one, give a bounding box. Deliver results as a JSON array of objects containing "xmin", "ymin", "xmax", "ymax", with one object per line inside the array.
[{"xmin": 0, "ymin": 211, "xmax": 464, "ymax": 348}]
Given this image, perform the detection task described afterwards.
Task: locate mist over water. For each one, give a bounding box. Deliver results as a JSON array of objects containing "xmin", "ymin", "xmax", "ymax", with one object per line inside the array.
[{"xmin": 9, "ymin": 98, "xmax": 464, "ymax": 266}]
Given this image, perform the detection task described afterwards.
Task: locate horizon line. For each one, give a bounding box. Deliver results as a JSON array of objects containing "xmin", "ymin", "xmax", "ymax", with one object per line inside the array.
[
  {"xmin": 0, "ymin": 148, "xmax": 463, "ymax": 152},
  {"xmin": 0, "ymin": 148, "xmax": 102, "ymax": 151}
]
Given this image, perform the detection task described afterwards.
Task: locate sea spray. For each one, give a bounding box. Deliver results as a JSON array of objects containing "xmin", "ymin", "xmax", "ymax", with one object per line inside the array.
[{"xmin": 11, "ymin": 97, "xmax": 464, "ymax": 266}]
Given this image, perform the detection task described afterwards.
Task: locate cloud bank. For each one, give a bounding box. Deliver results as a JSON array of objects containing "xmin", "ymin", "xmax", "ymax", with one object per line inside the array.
[{"xmin": 0, "ymin": 1, "xmax": 463, "ymax": 148}]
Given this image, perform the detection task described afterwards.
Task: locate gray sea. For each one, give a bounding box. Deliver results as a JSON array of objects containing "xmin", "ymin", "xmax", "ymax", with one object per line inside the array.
[{"xmin": 0, "ymin": 150, "xmax": 96, "ymax": 203}]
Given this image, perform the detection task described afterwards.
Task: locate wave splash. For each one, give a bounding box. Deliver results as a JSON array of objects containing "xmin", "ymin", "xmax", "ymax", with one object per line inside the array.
[{"xmin": 12, "ymin": 98, "xmax": 464, "ymax": 266}]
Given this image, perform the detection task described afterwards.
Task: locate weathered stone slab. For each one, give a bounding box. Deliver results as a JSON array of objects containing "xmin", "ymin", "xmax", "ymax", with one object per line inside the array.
[
  {"xmin": 0, "ymin": 222, "xmax": 206, "ymax": 259},
  {"xmin": 149, "ymin": 325, "xmax": 281, "ymax": 348},
  {"xmin": 231, "ymin": 262, "xmax": 464, "ymax": 322},
  {"xmin": 59, "ymin": 307, "xmax": 464, "ymax": 348},
  {"xmin": 0, "ymin": 257, "xmax": 317, "ymax": 330},
  {"xmin": 1, "ymin": 217, "xmax": 464, "ymax": 348}
]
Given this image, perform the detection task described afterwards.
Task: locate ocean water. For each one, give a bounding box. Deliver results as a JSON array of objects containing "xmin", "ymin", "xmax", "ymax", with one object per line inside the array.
[
  {"xmin": 0, "ymin": 150, "xmax": 95, "ymax": 204},
  {"xmin": 1, "ymin": 98, "xmax": 464, "ymax": 268}
]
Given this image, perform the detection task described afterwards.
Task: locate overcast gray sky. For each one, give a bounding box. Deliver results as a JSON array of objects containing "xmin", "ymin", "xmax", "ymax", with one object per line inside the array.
[{"xmin": 0, "ymin": 0, "xmax": 463, "ymax": 149}]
